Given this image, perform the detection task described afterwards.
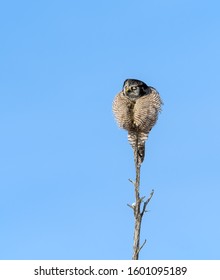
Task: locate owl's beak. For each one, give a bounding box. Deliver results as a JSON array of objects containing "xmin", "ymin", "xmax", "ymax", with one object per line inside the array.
[{"xmin": 125, "ymin": 86, "xmax": 130, "ymax": 93}]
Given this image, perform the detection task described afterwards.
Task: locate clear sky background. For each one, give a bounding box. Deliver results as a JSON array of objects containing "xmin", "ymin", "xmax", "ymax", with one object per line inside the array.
[{"xmin": 0, "ymin": 0, "xmax": 219, "ymax": 260}]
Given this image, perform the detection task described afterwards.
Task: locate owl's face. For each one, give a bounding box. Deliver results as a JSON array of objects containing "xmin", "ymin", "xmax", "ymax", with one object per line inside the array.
[{"xmin": 123, "ymin": 79, "xmax": 149, "ymax": 100}]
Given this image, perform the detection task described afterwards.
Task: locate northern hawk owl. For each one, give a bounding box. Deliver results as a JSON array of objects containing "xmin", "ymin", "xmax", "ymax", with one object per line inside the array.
[{"xmin": 112, "ymin": 79, "xmax": 162, "ymax": 166}]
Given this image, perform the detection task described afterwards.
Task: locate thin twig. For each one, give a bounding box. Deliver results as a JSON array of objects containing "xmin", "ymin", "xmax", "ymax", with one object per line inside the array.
[
  {"xmin": 127, "ymin": 204, "xmax": 134, "ymax": 209},
  {"xmin": 138, "ymin": 239, "xmax": 147, "ymax": 254},
  {"xmin": 128, "ymin": 178, "xmax": 135, "ymax": 186},
  {"xmin": 141, "ymin": 190, "xmax": 154, "ymax": 217}
]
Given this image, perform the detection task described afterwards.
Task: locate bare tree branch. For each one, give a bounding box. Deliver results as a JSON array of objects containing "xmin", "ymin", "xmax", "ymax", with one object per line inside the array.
[{"xmin": 131, "ymin": 140, "xmax": 154, "ymax": 260}]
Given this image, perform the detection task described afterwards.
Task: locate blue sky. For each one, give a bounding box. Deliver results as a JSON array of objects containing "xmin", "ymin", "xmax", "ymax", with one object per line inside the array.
[{"xmin": 0, "ymin": 0, "xmax": 220, "ymax": 260}]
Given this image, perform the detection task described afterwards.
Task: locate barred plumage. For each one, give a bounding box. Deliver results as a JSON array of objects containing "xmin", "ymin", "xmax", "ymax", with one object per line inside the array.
[{"xmin": 112, "ymin": 79, "xmax": 162, "ymax": 166}]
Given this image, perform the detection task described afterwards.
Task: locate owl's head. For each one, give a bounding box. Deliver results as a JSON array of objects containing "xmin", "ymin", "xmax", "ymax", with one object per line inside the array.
[{"xmin": 123, "ymin": 79, "xmax": 149, "ymax": 100}]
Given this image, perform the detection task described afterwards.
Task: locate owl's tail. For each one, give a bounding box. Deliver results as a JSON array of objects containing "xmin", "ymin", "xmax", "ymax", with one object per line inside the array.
[{"xmin": 128, "ymin": 131, "xmax": 148, "ymax": 167}]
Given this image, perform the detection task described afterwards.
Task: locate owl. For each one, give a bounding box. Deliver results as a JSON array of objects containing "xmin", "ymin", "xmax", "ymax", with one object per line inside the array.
[{"xmin": 112, "ymin": 79, "xmax": 162, "ymax": 166}]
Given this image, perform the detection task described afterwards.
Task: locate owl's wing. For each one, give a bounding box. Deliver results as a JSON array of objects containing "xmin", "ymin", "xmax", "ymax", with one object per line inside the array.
[
  {"xmin": 133, "ymin": 87, "xmax": 162, "ymax": 132},
  {"xmin": 112, "ymin": 91, "xmax": 134, "ymax": 131}
]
